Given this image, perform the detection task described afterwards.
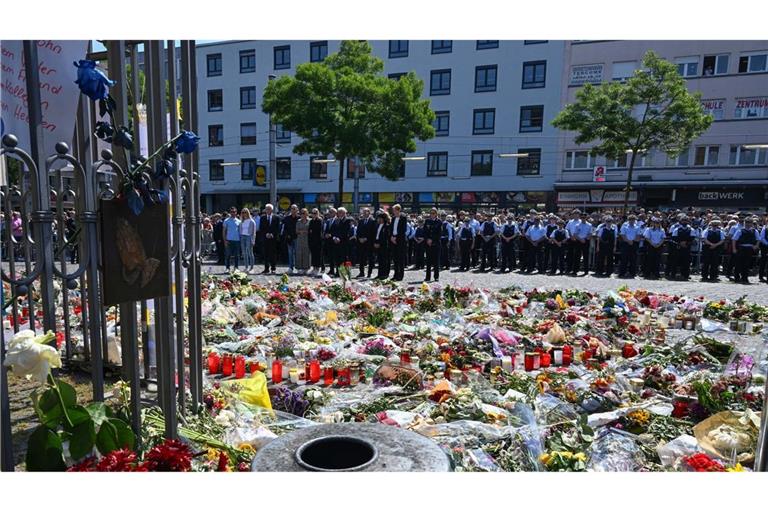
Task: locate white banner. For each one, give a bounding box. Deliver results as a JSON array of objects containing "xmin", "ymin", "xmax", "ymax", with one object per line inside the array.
[{"xmin": 1, "ymin": 40, "xmax": 89, "ymax": 157}]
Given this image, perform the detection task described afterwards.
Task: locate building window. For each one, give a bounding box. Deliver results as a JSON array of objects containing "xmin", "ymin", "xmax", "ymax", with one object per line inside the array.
[
  {"xmin": 207, "ymin": 89, "xmax": 223, "ymax": 112},
  {"xmin": 474, "ymin": 65, "xmax": 497, "ymax": 92},
  {"xmin": 310, "ymin": 41, "xmax": 328, "ymax": 62},
  {"xmin": 388, "ymin": 40, "xmax": 409, "ymax": 58},
  {"xmin": 208, "ymin": 124, "xmax": 223, "ymax": 147},
  {"xmin": 517, "ymin": 149, "xmax": 541, "ymax": 176},
  {"xmin": 608, "ymin": 153, "xmax": 627, "ymax": 168},
  {"xmin": 476, "ymin": 40, "xmax": 499, "ymax": 50},
  {"xmin": 730, "ymin": 145, "xmax": 768, "ymax": 166},
  {"xmin": 565, "ymin": 150, "xmax": 594, "ymax": 169},
  {"xmin": 701, "ymin": 99, "xmax": 726, "ymax": 120},
  {"xmin": 433, "ymin": 111, "xmax": 449, "ymax": 136},
  {"xmin": 430, "ymin": 69, "xmax": 451, "ymax": 95},
  {"xmin": 274, "ymin": 45, "xmax": 291, "ymax": 70},
  {"xmin": 240, "ymin": 123, "xmax": 257, "ymax": 145},
  {"xmin": 239, "ymin": 49, "xmax": 256, "ymax": 73},
  {"xmin": 346, "ymin": 158, "xmax": 366, "ymax": 179},
  {"xmin": 665, "ymin": 148, "xmax": 690, "ymax": 167},
  {"xmin": 431, "ymin": 40, "xmax": 452, "ymax": 54},
  {"xmin": 209, "ymin": 159, "xmax": 224, "ymax": 181},
  {"xmin": 472, "ymin": 108, "xmax": 495, "ymax": 135},
  {"xmin": 241, "ymin": 158, "xmax": 257, "ymax": 181},
  {"xmin": 388, "ymin": 72, "xmax": 406, "ymax": 80},
  {"xmin": 276, "ymin": 157, "xmax": 292, "ymax": 180},
  {"xmin": 612, "ymin": 61, "xmax": 637, "ymax": 81},
  {"xmin": 675, "ymin": 56, "xmax": 699, "ymax": 77},
  {"xmin": 703, "ymin": 54, "xmax": 729, "ymax": 76},
  {"xmin": 524, "ymin": 40, "xmax": 548, "ymax": 45},
  {"xmin": 275, "ymin": 123, "xmax": 291, "ymax": 143},
  {"xmin": 738, "ymin": 53, "xmax": 768, "ymax": 73},
  {"xmin": 522, "ymin": 60, "xmax": 546, "ymax": 89},
  {"xmin": 427, "ymin": 152, "xmax": 448, "ymax": 177},
  {"xmin": 470, "ymin": 150, "xmax": 493, "ymax": 176},
  {"xmin": 694, "ymin": 145, "xmax": 720, "ymax": 166},
  {"xmin": 206, "ymin": 53, "xmax": 222, "ymax": 77},
  {"xmin": 734, "ymin": 97, "xmax": 768, "ymax": 119},
  {"xmin": 519, "ymin": 105, "xmax": 544, "ymax": 133},
  {"xmin": 240, "ymin": 86, "xmax": 256, "ymax": 109},
  {"xmin": 310, "ymin": 156, "xmax": 329, "ymax": 179}
]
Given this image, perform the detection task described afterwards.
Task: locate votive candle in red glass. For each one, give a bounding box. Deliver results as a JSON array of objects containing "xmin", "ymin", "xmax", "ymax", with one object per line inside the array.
[
  {"xmin": 562, "ymin": 345, "xmax": 573, "ymax": 366},
  {"xmin": 538, "ymin": 350, "xmax": 551, "ymax": 368},
  {"xmin": 249, "ymin": 361, "xmax": 259, "ymax": 375},
  {"xmin": 622, "ymin": 342, "xmax": 638, "ymax": 359},
  {"xmin": 309, "ymin": 360, "xmax": 321, "ymax": 383},
  {"xmin": 323, "ymin": 365, "xmax": 334, "ymax": 386},
  {"xmin": 272, "ymin": 359, "xmax": 283, "ymax": 384},
  {"xmin": 337, "ymin": 367, "xmax": 351, "ymax": 387},
  {"xmin": 207, "ymin": 352, "xmax": 220, "ymax": 374},
  {"xmin": 400, "ymin": 349, "xmax": 411, "ymax": 366},
  {"xmin": 234, "ymin": 355, "xmax": 246, "ymax": 379},
  {"xmin": 221, "ymin": 354, "xmax": 233, "ymax": 377},
  {"xmin": 524, "ymin": 352, "xmax": 540, "ymax": 371}
]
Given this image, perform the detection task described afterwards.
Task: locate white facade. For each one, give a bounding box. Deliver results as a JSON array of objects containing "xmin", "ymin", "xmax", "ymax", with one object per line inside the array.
[{"xmin": 195, "ymin": 40, "xmax": 565, "ymax": 212}]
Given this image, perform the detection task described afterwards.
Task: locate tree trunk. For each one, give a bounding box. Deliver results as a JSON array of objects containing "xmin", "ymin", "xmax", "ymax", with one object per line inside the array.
[
  {"xmin": 623, "ymin": 150, "xmax": 639, "ymax": 214},
  {"xmin": 337, "ymin": 157, "xmax": 345, "ymax": 208}
]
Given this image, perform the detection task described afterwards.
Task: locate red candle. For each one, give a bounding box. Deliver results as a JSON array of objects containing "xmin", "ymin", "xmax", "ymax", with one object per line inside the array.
[
  {"xmin": 21, "ymin": 307, "xmax": 29, "ymax": 318},
  {"xmin": 538, "ymin": 349, "xmax": 551, "ymax": 368},
  {"xmin": 249, "ymin": 361, "xmax": 259, "ymax": 375},
  {"xmin": 272, "ymin": 360, "xmax": 283, "ymax": 384},
  {"xmin": 524, "ymin": 352, "xmax": 540, "ymax": 372},
  {"xmin": 622, "ymin": 342, "xmax": 638, "ymax": 359},
  {"xmin": 337, "ymin": 367, "xmax": 351, "ymax": 387},
  {"xmin": 221, "ymin": 354, "xmax": 233, "ymax": 377},
  {"xmin": 323, "ymin": 365, "xmax": 334, "ymax": 386},
  {"xmin": 234, "ymin": 355, "xmax": 246, "ymax": 379},
  {"xmin": 207, "ymin": 352, "xmax": 220, "ymax": 374},
  {"xmin": 309, "ymin": 360, "xmax": 321, "ymax": 383},
  {"xmin": 400, "ymin": 349, "xmax": 411, "ymax": 366},
  {"xmin": 562, "ymin": 345, "xmax": 573, "ymax": 366}
]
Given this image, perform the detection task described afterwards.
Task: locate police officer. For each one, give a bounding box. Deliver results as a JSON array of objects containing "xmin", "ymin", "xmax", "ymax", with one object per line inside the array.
[
  {"xmin": 479, "ymin": 213, "xmax": 498, "ymax": 272},
  {"xmin": 424, "ymin": 208, "xmax": 442, "ymax": 281},
  {"xmin": 499, "ymin": 216, "xmax": 518, "ymax": 273},
  {"xmin": 525, "ymin": 216, "xmax": 548, "ymax": 273},
  {"xmin": 665, "ymin": 214, "xmax": 682, "ymax": 280},
  {"xmin": 671, "ymin": 216, "xmax": 694, "ymax": 280},
  {"xmin": 758, "ymin": 218, "xmax": 768, "ymax": 282},
  {"xmin": 439, "ymin": 212, "xmax": 453, "ymax": 271},
  {"xmin": 595, "ymin": 216, "xmax": 618, "ymax": 277},
  {"xmin": 700, "ymin": 218, "xmax": 725, "ymax": 282},
  {"xmin": 570, "ymin": 212, "xmax": 593, "ymax": 276},
  {"xmin": 457, "ymin": 220, "xmax": 475, "ymax": 271},
  {"xmin": 565, "ymin": 209, "xmax": 582, "ymax": 274},
  {"xmin": 519, "ymin": 210, "xmax": 536, "ymax": 274},
  {"xmin": 619, "ymin": 214, "xmax": 642, "ymax": 278},
  {"xmin": 732, "ymin": 217, "xmax": 759, "ymax": 284},
  {"xmin": 548, "ymin": 219, "xmax": 569, "ymax": 275},
  {"xmin": 469, "ymin": 212, "xmax": 483, "ymax": 268},
  {"xmin": 642, "ymin": 218, "xmax": 666, "ymax": 280}
]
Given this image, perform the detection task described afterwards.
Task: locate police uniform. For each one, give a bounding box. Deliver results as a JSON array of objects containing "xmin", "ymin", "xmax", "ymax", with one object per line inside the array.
[
  {"xmin": 665, "ymin": 222, "xmax": 680, "ymax": 279},
  {"xmin": 469, "ymin": 218, "xmax": 482, "ymax": 268},
  {"xmin": 440, "ymin": 220, "xmax": 453, "ymax": 270},
  {"xmin": 700, "ymin": 226, "xmax": 725, "ymax": 281},
  {"xmin": 548, "ymin": 227, "xmax": 569, "ymax": 274},
  {"xmin": 758, "ymin": 225, "xmax": 768, "ymax": 281},
  {"xmin": 457, "ymin": 223, "xmax": 475, "ymax": 271},
  {"xmin": 671, "ymin": 224, "xmax": 694, "ymax": 279},
  {"xmin": 520, "ymin": 217, "xmax": 534, "ymax": 273},
  {"xmin": 544, "ymin": 221, "xmax": 558, "ymax": 274},
  {"xmin": 595, "ymin": 224, "xmax": 618, "ymax": 276},
  {"xmin": 569, "ymin": 220, "xmax": 593, "ymax": 274},
  {"xmin": 479, "ymin": 220, "xmax": 498, "ymax": 271},
  {"xmin": 619, "ymin": 222, "xmax": 642, "ymax": 277},
  {"xmin": 732, "ymin": 226, "xmax": 758, "ymax": 283},
  {"xmin": 525, "ymin": 223, "xmax": 548, "ymax": 273},
  {"xmin": 424, "ymin": 217, "xmax": 443, "ymax": 281},
  {"xmin": 499, "ymin": 222, "xmax": 518, "ymax": 272},
  {"xmin": 643, "ymin": 226, "xmax": 666, "ymax": 279}
]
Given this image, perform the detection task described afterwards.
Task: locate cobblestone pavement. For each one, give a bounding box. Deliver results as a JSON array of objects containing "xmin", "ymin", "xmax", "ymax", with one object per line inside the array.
[{"xmin": 201, "ymin": 263, "xmax": 768, "ymax": 304}]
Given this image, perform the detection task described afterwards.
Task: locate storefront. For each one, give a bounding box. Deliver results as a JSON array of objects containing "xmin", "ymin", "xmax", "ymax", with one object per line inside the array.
[
  {"xmin": 669, "ymin": 186, "xmax": 768, "ymax": 212},
  {"xmin": 556, "ymin": 189, "xmax": 638, "ymax": 212}
]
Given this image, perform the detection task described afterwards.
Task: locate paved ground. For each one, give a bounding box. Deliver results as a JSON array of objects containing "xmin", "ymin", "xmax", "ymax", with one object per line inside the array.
[{"xmin": 201, "ymin": 262, "xmax": 768, "ymax": 303}]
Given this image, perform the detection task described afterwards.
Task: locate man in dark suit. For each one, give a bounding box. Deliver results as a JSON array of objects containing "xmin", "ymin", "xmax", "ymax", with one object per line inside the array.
[
  {"xmin": 259, "ymin": 203, "xmax": 281, "ymax": 274},
  {"xmin": 355, "ymin": 207, "xmax": 376, "ymax": 278},
  {"xmin": 212, "ymin": 213, "xmax": 225, "ymax": 265},
  {"xmin": 424, "ymin": 207, "xmax": 442, "ymax": 281},
  {"xmin": 389, "ymin": 204, "xmax": 407, "ymax": 281},
  {"xmin": 330, "ymin": 207, "xmax": 353, "ymax": 274}
]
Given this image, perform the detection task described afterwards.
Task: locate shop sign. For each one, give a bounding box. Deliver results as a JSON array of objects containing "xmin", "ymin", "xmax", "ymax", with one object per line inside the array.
[
  {"xmin": 570, "ymin": 64, "xmax": 604, "ymax": 85},
  {"xmin": 434, "ymin": 192, "xmax": 457, "ymax": 203},
  {"xmin": 395, "ymin": 192, "xmax": 413, "ymax": 203},
  {"xmin": 593, "ymin": 165, "xmax": 606, "ymax": 182},
  {"xmin": 675, "ymin": 188, "xmax": 767, "ymax": 206}
]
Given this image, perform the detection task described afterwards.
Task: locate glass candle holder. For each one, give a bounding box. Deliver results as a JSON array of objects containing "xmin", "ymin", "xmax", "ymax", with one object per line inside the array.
[
  {"xmin": 272, "ymin": 359, "xmax": 283, "ymax": 384},
  {"xmin": 234, "ymin": 355, "xmax": 246, "ymax": 379},
  {"xmin": 524, "ymin": 352, "xmax": 540, "ymax": 371},
  {"xmin": 309, "ymin": 360, "xmax": 321, "ymax": 383},
  {"xmin": 221, "ymin": 354, "xmax": 233, "ymax": 377},
  {"xmin": 323, "ymin": 365, "xmax": 334, "ymax": 386},
  {"xmin": 622, "ymin": 342, "xmax": 638, "ymax": 359},
  {"xmin": 207, "ymin": 352, "xmax": 220, "ymax": 375},
  {"xmin": 337, "ymin": 367, "xmax": 351, "ymax": 387}
]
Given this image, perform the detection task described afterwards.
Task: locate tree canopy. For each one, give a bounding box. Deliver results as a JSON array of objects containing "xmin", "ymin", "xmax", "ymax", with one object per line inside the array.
[
  {"xmin": 552, "ymin": 50, "xmax": 713, "ymax": 209},
  {"xmin": 262, "ymin": 40, "xmax": 435, "ymax": 205}
]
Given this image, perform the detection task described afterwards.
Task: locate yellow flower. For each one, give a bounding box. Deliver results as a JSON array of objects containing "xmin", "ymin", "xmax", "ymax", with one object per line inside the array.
[
  {"xmin": 237, "ymin": 442, "xmax": 255, "ymax": 453},
  {"xmin": 206, "ymin": 448, "xmax": 220, "ymax": 462},
  {"xmin": 539, "ymin": 453, "xmax": 551, "ymax": 465},
  {"xmin": 573, "ymin": 452, "xmax": 587, "ymax": 462},
  {"xmin": 726, "ymin": 463, "xmax": 744, "ymax": 472}
]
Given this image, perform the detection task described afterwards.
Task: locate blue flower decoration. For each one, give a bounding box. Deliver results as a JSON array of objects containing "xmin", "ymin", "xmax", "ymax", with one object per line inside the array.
[
  {"xmin": 73, "ymin": 60, "xmax": 115, "ymax": 101},
  {"xmin": 175, "ymin": 131, "xmax": 200, "ymax": 154}
]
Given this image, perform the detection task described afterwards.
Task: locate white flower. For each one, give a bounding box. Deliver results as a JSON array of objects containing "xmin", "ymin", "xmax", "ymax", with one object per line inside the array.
[{"xmin": 4, "ymin": 330, "xmax": 60, "ymax": 384}]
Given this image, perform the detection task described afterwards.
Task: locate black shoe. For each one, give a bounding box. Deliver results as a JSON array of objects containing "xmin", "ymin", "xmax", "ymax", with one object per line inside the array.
[
  {"xmin": 261, "ymin": 269, "xmax": 269, "ymax": 274},
  {"xmin": 356, "ymin": 272, "xmax": 364, "ymax": 278}
]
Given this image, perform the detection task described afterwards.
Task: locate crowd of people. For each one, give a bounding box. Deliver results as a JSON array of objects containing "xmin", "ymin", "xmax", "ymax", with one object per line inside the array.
[{"xmin": 201, "ymin": 204, "xmax": 768, "ymax": 285}]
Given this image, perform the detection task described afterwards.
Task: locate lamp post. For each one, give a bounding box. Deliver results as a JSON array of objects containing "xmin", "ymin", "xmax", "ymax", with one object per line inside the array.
[{"xmin": 268, "ymin": 74, "xmax": 277, "ymax": 207}]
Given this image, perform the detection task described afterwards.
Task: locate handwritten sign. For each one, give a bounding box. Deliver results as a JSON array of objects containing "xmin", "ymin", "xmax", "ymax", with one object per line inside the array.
[{"xmin": 1, "ymin": 40, "xmax": 89, "ymax": 157}]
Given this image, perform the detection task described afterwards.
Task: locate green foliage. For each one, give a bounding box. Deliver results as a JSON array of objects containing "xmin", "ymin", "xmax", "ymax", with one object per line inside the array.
[
  {"xmin": 262, "ymin": 40, "xmax": 435, "ymax": 202},
  {"xmin": 552, "ymin": 51, "xmax": 713, "ymax": 209}
]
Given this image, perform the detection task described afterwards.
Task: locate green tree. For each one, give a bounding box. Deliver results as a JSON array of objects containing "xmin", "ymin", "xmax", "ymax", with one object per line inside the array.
[
  {"xmin": 552, "ymin": 50, "xmax": 713, "ymax": 211},
  {"xmin": 262, "ymin": 40, "xmax": 435, "ymax": 206}
]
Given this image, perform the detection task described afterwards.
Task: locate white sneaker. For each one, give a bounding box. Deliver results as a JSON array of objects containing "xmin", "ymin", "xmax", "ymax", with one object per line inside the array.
[{"xmin": 289, "ymin": 268, "xmax": 295, "ymax": 275}]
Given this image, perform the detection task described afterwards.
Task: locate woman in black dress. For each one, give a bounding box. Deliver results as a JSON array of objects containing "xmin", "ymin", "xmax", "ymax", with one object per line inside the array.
[
  {"xmin": 374, "ymin": 211, "xmax": 391, "ymax": 280},
  {"xmin": 308, "ymin": 208, "xmax": 324, "ymax": 275}
]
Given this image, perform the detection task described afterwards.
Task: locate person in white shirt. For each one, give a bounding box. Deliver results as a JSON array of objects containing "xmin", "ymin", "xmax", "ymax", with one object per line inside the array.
[
  {"xmin": 570, "ymin": 212, "xmax": 593, "ymax": 276},
  {"xmin": 619, "ymin": 214, "xmax": 642, "ymax": 278},
  {"xmin": 732, "ymin": 217, "xmax": 759, "ymax": 284},
  {"xmin": 643, "ymin": 218, "xmax": 666, "ymax": 279},
  {"xmin": 239, "ymin": 208, "xmax": 258, "ymax": 272},
  {"xmin": 700, "ymin": 218, "xmax": 725, "ymax": 281},
  {"xmin": 525, "ymin": 216, "xmax": 548, "ymax": 273},
  {"xmin": 565, "ymin": 209, "xmax": 582, "ymax": 274},
  {"xmin": 595, "ymin": 216, "xmax": 618, "ymax": 277}
]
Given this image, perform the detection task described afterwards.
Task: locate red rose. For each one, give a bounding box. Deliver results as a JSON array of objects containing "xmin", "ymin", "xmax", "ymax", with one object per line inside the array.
[{"xmin": 344, "ymin": 261, "xmax": 352, "ymax": 267}]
